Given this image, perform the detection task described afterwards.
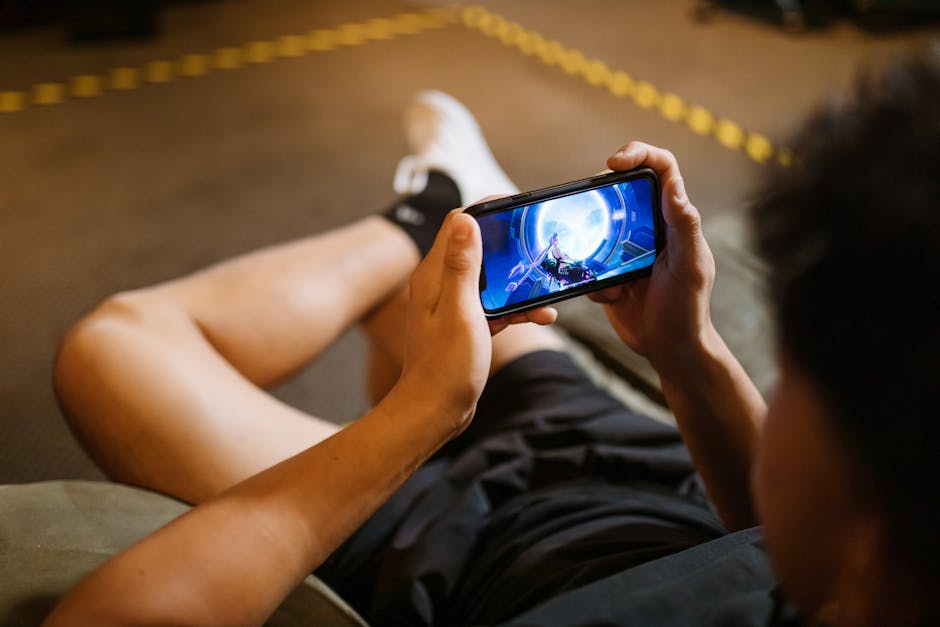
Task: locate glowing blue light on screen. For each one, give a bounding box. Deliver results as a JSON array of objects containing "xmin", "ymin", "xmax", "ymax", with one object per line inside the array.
[{"xmin": 533, "ymin": 190, "xmax": 610, "ymax": 260}]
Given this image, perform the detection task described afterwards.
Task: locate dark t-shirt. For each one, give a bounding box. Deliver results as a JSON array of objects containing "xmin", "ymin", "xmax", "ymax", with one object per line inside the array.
[
  {"xmin": 448, "ymin": 481, "xmax": 727, "ymax": 624},
  {"xmin": 493, "ymin": 523, "xmax": 797, "ymax": 627},
  {"xmin": 317, "ymin": 351, "xmax": 799, "ymax": 626}
]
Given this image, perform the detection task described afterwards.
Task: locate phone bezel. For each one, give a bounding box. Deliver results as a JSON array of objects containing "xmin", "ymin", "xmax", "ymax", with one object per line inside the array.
[{"xmin": 465, "ymin": 167, "xmax": 664, "ymax": 319}]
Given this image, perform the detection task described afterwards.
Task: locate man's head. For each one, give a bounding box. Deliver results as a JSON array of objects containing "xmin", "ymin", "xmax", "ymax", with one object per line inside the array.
[{"xmin": 749, "ymin": 48, "xmax": 940, "ymax": 624}]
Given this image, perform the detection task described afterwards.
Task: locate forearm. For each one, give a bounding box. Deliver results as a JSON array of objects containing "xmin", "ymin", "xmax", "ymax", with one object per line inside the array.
[
  {"xmin": 653, "ymin": 326, "xmax": 767, "ymax": 531},
  {"xmin": 45, "ymin": 383, "xmax": 460, "ymax": 627},
  {"xmin": 598, "ymin": 141, "xmax": 766, "ymax": 530}
]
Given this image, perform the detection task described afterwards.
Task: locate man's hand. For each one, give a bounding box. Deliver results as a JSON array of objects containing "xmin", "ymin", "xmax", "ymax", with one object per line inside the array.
[
  {"xmin": 591, "ymin": 142, "xmax": 767, "ymax": 531},
  {"xmin": 590, "ymin": 142, "xmax": 716, "ymax": 372},
  {"xmin": 398, "ymin": 210, "xmax": 555, "ymax": 435}
]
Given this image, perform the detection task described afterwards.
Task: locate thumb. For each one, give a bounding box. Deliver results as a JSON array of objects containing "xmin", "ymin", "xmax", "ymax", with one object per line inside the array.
[
  {"xmin": 663, "ymin": 189, "xmax": 705, "ymax": 261},
  {"xmin": 439, "ymin": 214, "xmax": 483, "ymax": 310},
  {"xmin": 661, "ymin": 195, "xmax": 714, "ymax": 287}
]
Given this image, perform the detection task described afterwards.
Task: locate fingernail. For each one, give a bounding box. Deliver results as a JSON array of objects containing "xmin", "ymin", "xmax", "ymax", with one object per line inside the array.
[{"xmin": 451, "ymin": 215, "xmax": 471, "ymax": 242}]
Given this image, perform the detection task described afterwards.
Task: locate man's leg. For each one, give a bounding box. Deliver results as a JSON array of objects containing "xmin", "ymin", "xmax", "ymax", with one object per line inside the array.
[
  {"xmin": 365, "ymin": 89, "xmax": 566, "ymax": 404},
  {"xmin": 56, "ymin": 217, "xmax": 420, "ymax": 504},
  {"xmin": 57, "ymin": 89, "xmax": 524, "ymax": 505}
]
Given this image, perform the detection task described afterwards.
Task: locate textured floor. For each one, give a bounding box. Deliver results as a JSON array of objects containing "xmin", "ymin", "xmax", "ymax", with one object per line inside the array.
[{"xmin": 1, "ymin": 0, "xmax": 935, "ymax": 484}]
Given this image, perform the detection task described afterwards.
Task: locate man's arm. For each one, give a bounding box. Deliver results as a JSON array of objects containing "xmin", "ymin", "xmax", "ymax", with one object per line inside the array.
[
  {"xmin": 593, "ymin": 142, "xmax": 766, "ymax": 531},
  {"xmin": 652, "ymin": 327, "xmax": 766, "ymax": 531},
  {"xmin": 45, "ymin": 212, "xmax": 554, "ymax": 627},
  {"xmin": 45, "ymin": 387, "xmax": 457, "ymax": 627}
]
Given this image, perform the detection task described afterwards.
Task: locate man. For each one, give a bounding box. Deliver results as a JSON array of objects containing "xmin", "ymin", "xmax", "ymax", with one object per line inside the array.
[{"xmin": 46, "ymin": 51, "xmax": 938, "ymax": 626}]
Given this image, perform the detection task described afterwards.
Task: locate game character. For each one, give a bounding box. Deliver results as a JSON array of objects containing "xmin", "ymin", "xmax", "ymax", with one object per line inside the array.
[{"xmin": 505, "ymin": 232, "xmax": 595, "ymax": 293}]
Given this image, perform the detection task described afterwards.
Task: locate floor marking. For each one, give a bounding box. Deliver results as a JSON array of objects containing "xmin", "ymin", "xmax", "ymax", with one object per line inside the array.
[
  {"xmin": 179, "ymin": 53, "xmax": 209, "ymax": 76},
  {"xmin": 110, "ymin": 67, "xmax": 139, "ymax": 90},
  {"xmin": 460, "ymin": 5, "xmax": 790, "ymax": 166},
  {"xmin": 0, "ymin": 90, "xmax": 24, "ymax": 112},
  {"xmin": 72, "ymin": 75, "xmax": 101, "ymax": 98},
  {"xmin": 278, "ymin": 35, "xmax": 306, "ymax": 57},
  {"xmin": 33, "ymin": 82, "xmax": 63, "ymax": 105},
  {"xmin": 146, "ymin": 60, "xmax": 174, "ymax": 83},
  {"xmin": 213, "ymin": 48, "xmax": 242, "ymax": 70},
  {"xmin": 246, "ymin": 40, "xmax": 274, "ymax": 64},
  {"xmin": 1, "ymin": 8, "xmax": 457, "ymax": 114},
  {"xmin": 0, "ymin": 4, "xmax": 788, "ymax": 167}
]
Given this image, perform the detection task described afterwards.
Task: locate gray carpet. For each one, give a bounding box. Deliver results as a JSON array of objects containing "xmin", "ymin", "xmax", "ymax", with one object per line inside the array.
[{"xmin": 1, "ymin": 0, "xmax": 935, "ymax": 484}]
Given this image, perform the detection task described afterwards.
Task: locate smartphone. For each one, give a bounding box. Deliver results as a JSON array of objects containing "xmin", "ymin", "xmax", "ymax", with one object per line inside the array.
[{"xmin": 465, "ymin": 167, "xmax": 663, "ymax": 319}]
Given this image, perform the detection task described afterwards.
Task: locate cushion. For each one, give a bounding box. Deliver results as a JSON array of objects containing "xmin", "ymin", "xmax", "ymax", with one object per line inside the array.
[{"xmin": 0, "ymin": 480, "xmax": 367, "ymax": 626}]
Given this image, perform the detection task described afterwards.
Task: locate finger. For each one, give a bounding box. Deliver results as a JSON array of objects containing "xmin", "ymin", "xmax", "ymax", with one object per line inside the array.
[
  {"xmin": 423, "ymin": 208, "xmax": 462, "ymax": 274},
  {"xmin": 410, "ymin": 209, "xmax": 462, "ymax": 309},
  {"xmin": 588, "ymin": 285, "xmax": 624, "ymax": 304},
  {"xmin": 487, "ymin": 306, "xmax": 558, "ymax": 336},
  {"xmin": 487, "ymin": 314, "xmax": 524, "ymax": 337},
  {"xmin": 606, "ymin": 141, "xmax": 704, "ymax": 256},
  {"xmin": 502, "ymin": 308, "xmax": 556, "ymax": 326},
  {"xmin": 662, "ymin": 198, "xmax": 705, "ymax": 264},
  {"xmin": 524, "ymin": 306, "xmax": 558, "ymax": 326},
  {"xmin": 488, "ymin": 318, "xmax": 510, "ymax": 336},
  {"xmin": 437, "ymin": 213, "xmax": 483, "ymax": 312},
  {"xmin": 607, "ymin": 141, "xmax": 687, "ymax": 204}
]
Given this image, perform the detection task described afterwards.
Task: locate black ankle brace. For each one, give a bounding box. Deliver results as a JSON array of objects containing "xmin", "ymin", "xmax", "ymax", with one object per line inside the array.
[{"xmin": 382, "ymin": 170, "xmax": 462, "ymax": 257}]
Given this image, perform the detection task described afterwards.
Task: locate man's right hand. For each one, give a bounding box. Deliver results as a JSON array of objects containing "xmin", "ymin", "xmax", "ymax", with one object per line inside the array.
[
  {"xmin": 592, "ymin": 143, "xmax": 766, "ymax": 532},
  {"xmin": 397, "ymin": 210, "xmax": 555, "ymax": 438},
  {"xmin": 590, "ymin": 141, "xmax": 718, "ymax": 373}
]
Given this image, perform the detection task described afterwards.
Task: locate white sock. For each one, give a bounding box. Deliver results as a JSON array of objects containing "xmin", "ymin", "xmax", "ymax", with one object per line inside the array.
[{"xmin": 393, "ymin": 90, "xmax": 519, "ymax": 206}]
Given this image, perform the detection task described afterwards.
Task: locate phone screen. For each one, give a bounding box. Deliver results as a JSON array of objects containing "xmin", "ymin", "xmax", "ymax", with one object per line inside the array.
[{"xmin": 473, "ymin": 172, "xmax": 658, "ymax": 316}]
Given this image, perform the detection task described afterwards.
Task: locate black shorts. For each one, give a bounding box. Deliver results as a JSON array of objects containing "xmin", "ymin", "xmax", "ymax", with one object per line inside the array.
[{"xmin": 317, "ymin": 350, "xmax": 718, "ymax": 626}]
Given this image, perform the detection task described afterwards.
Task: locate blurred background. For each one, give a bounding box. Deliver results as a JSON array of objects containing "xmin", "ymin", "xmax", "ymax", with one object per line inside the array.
[{"xmin": 1, "ymin": 0, "xmax": 938, "ymax": 485}]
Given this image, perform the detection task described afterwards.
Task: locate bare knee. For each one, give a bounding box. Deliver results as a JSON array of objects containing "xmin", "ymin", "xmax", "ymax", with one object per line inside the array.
[
  {"xmin": 490, "ymin": 323, "xmax": 565, "ymax": 375},
  {"xmin": 58, "ymin": 293, "xmax": 135, "ymax": 398},
  {"xmin": 54, "ymin": 290, "xmax": 185, "ymax": 475}
]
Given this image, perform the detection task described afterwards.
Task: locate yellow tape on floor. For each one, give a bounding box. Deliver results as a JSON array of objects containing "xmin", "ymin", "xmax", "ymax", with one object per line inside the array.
[
  {"xmin": 0, "ymin": 8, "xmax": 457, "ymax": 113},
  {"xmin": 459, "ymin": 5, "xmax": 792, "ymax": 166},
  {"xmin": 0, "ymin": 4, "xmax": 790, "ymax": 167}
]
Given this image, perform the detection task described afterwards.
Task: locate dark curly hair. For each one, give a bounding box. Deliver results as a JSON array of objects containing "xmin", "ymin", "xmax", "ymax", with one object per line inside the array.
[{"xmin": 750, "ymin": 47, "xmax": 940, "ymax": 620}]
